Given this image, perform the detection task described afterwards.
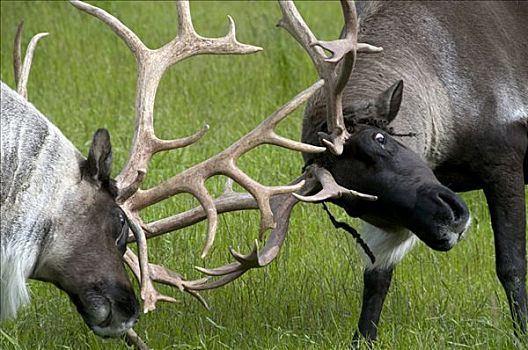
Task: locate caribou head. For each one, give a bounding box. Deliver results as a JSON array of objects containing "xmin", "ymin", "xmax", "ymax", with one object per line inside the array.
[
  {"xmin": 276, "ymin": 0, "xmax": 470, "ymax": 254},
  {"xmin": 0, "ymin": 79, "xmax": 139, "ymax": 337},
  {"xmin": 30, "ymin": 129, "xmax": 140, "ymax": 337},
  {"xmin": 301, "ymin": 79, "xmax": 471, "ymax": 251}
]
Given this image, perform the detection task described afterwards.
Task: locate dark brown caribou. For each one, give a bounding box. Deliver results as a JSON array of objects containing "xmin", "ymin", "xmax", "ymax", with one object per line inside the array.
[
  {"xmin": 196, "ymin": 0, "xmax": 528, "ymax": 345},
  {"xmin": 299, "ymin": 0, "xmax": 528, "ymax": 343}
]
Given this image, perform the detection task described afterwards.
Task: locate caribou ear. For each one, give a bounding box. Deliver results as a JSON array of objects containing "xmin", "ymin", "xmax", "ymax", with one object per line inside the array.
[
  {"xmin": 375, "ymin": 80, "xmax": 403, "ymax": 124},
  {"xmin": 83, "ymin": 128, "xmax": 112, "ymax": 184}
]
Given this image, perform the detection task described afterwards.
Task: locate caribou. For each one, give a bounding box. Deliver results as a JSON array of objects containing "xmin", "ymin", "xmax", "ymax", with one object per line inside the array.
[
  {"xmin": 307, "ymin": 1, "xmax": 527, "ymax": 341},
  {"xmin": 292, "ymin": 0, "xmax": 528, "ymax": 343}
]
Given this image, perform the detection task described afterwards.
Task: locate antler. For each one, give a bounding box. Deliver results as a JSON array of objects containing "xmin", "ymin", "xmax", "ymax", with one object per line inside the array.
[
  {"xmin": 277, "ymin": 0, "xmax": 382, "ymax": 155},
  {"xmin": 71, "ymin": 0, "xmax": 326, "ymax": 317},
  {"xmin": 70, "ymin": 0, "xmax": 262, "ymax": 200},
  {"xmin": 190, "ymin": 175, "xmax": 308, "ymax": 290},
  {"xmin": 183, "ymin": 165, "xmax": 376, "ymax": 289},
  {"xmin": 13, "ymin": 21, "xmax": 48, "ymax": 99}
]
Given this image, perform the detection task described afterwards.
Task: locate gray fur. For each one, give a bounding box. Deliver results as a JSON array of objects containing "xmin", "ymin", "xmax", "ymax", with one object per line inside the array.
[{"xmin": 304, "ymin": 1, "xmax": 528, "ymax": 167}]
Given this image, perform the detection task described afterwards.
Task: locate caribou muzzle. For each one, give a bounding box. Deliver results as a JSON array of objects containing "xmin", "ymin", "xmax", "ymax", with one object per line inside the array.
[
  {"xmin": 70, "ymin": 282, "xmax": 139, "ymax": 337},
  {"xmin": 408, "ymin": 184, "xmax": 471, "ymax": 251}
]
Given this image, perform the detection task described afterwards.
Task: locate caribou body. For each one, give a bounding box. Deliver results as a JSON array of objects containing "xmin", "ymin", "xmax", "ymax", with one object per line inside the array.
[
  {"xmin": 301, "ymin": 1, "xmax": 528, "ymax": 341},
  {"xmin": 0, "ymin": 82, "xmax": 139, "ymax": 337}
]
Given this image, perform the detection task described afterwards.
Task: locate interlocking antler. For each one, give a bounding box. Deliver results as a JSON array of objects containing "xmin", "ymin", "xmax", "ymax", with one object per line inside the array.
[
  {"xmin": 190, "ymin": 176, "xmax": 309, "ymax": 290},
  {"xmin": 186, "ymin": 165, "xmax": 375, "ymax": 290},
  {"xmin": 13, "ymin": 21, "xmax": 48, "ymax": 99},
  {"xmin": 183, "ymin": 1, "xmax": 382, "ymax": 290},
  {"xmin": 70, "ymin": 0, "xmax": 326, "ymax": 318},
  {"xmin": 277, "ymin": 0, "xmax": 382, "ymax": 155}
]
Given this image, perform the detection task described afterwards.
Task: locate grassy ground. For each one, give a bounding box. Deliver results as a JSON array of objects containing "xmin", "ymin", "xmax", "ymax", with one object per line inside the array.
[{"xmin": 1, "ymin": 1, "xmax": 526, "ymax": 349}]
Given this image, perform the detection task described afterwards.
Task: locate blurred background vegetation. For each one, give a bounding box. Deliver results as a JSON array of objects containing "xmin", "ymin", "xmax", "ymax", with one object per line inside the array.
[{"xmin": 1, "ymin": 1, "xmax": 525, "ymax": 349}]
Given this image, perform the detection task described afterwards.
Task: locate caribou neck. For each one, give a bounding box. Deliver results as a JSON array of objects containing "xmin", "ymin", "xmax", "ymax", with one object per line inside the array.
[{"xmin": 1, "ymin": 82, "xmax": 84, "ymax": 319}]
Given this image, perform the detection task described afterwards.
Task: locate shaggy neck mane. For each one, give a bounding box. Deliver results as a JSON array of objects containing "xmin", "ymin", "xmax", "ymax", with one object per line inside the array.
[{"xmin": 0, "ymin": 244, "xmax": 37, "ymax": 320}]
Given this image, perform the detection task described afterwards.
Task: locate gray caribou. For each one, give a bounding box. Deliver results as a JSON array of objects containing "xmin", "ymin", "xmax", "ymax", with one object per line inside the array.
[
  {"xmin": 197, "ymin": 0, "xmax": 528, "ymax": 345},
  {"xmin": 0, "ymin": 0, "xmax": 334, "ymax": 347},
  {"xmin": 1, "ymin": 82, "xmax": 139, "ymax": 337}
]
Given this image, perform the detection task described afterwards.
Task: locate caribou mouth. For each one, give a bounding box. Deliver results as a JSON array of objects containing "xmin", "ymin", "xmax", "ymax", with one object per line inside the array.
[
  {"xmin": 91, "ymin": 299, "xmax": 137, "ymax": 338},
  {"xmin": 92, "ymin": 318, "xmax": 136, "ymax": 338}
]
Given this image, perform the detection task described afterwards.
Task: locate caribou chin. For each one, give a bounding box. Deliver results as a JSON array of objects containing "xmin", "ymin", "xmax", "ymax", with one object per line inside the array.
[{"xmin": 406, "ymin": 183, "xmax": 471, "ymax": 251}]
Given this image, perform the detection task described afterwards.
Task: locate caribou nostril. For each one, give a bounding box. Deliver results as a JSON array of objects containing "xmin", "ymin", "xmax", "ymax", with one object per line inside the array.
[
  {"xmin": 98, "ymin": 306, "xmax": 113, "ymax": 328},
  {"xmin": 437, "ymin": 192, "xmax": 467, "ymax": 225}
]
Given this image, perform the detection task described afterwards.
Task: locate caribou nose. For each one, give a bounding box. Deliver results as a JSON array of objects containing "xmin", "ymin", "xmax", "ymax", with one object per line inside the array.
[
  {"xmin": 92, "ymin": 284, "xmax": 139, "ymax": 338},
  {"xmin": 436, "ymin": 189, "xmax": 470, "ymax": 234}
]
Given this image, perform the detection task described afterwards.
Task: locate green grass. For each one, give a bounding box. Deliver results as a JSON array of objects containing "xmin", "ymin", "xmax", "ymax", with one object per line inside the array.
[{"xmin": 1, "ymin": 1, "xmax": 526, "ymax": 349}]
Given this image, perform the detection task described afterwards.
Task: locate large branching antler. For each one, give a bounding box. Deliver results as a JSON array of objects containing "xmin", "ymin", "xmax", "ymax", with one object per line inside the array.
[
  {"xmin": 70, "ymin": 0, "xmax": 326, "ymax": 317},
  {"xmin": 13, "ymin": 21, "xmax": 48, "ymax": 99},
  {"xmin": 277, "ymin": 0, "xmax": 382, "ymax": 155},
  {"xmin": 184, "ymin": 163, "xmax": 375, "ymax": 289}
]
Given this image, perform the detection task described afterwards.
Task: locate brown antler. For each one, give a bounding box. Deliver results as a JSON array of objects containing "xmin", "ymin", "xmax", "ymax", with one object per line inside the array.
[
  {"xmin": 70, "ymin": 0, "xmax": 326, "ymax": 317},
  {"xmin": 277, "ymin": 0, "xmax": 382, "ymax": 155},
  {"xmin": 121, "ymin": 175, "xmax": 307, "ymax": 297},
  {"xmin": 13, "ymin": 21, "xmax": 48, "ymax": 99},
  {"xmin": 182, "ymin": 0, "xmax": 383, "ymax": 288},
  {"xmin": 190, "ymin": 176, "xmax": 308, "ymax": 290}
]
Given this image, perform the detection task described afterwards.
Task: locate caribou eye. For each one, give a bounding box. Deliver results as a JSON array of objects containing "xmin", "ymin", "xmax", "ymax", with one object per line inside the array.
[
  {"xmin": 116, "ymin": 211, "xmax": 129, "ymax": 255},
  {"xmin": 118, "ymin": 212, "xmax": 126, "ymax": 226},
  {"xmin": 374, "ymin": 133, "xmax": 385, "ymax": 145}
]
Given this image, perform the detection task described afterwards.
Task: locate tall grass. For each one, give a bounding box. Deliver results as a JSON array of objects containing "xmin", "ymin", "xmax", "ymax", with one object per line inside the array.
[{"xmin": 1, "ymin": 1, "xmax": 526, "ymax": 349}]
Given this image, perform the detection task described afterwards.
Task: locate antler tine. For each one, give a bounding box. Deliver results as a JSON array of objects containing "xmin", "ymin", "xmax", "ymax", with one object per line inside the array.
[
  {"xmin": 124, "ymin": 249, "xmax": 208, "ymax": 309},
  {"xmin": 278, "ymin": 0, "xmax": 382, "ymax": 155},
  {"xmin": 141, "ymin": 190, "xmax": 257, "ymax": 240},
  {"xmin": 12, "ymin": 21, "xmax": 48, "ymax": 100},
  {"xmin": 293, "ymin": 164, "xmax": 377, "ymax": 203},
  {"xmin": 126, "ymin": 329, "xmax": 150, "ymax": 350},
  {"xmin": 69, "ymin": 1, "xmax": 144, "ymax": 56},
  {"xmin": 13, "ymin": 21, "xmax": 23, "ymax": 87},
  {"xmin": 71, "ymin": 0, "xmax": 262, "ymax": 201}
]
